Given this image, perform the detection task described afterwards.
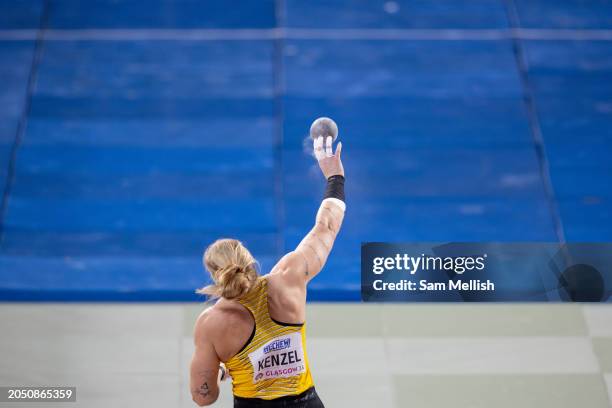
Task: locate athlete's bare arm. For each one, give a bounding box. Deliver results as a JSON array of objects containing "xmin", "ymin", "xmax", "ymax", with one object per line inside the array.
[
  {"xmin": 190, "ymin": 313, "xmax": 224, "ymax": 406},
  {"xmin": 294, "ymin": 195, "xmax": 345, "ymax": 281},
  {"xmin": 273, "ymin": 137, "xmax": 345, "ymax": 286}
]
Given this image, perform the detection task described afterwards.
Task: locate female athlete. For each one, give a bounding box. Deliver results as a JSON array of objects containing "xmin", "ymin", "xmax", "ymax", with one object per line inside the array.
[{"xmin": 190, "ymin": 136, "xmax": 345, "ymax": 407}]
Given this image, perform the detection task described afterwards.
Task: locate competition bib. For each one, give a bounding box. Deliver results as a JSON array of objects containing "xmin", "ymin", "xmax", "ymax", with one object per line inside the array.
[{"xmin": 248, "ymin": 332, "xmax": 306, "ymax": 383}]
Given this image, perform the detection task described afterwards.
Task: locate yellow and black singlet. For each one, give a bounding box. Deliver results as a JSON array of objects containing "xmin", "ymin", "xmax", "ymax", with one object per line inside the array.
[{"xmin": 225, "ymin": 277, "xmax": 314, "ymax": 400}]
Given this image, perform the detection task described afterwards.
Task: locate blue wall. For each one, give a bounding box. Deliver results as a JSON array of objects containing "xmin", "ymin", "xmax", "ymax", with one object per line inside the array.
[{"xmin": 0, "ymin": 0, "xmax": 611, "ymax": 301}]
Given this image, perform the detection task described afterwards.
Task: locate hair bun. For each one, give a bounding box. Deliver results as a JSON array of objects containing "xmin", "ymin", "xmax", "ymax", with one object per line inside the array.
[
  {"xmin": 219, "ymin": 264, "xmax": 243, "ymax": 275},
  {"xmin": 198, "ymin": 239, "xmax": 259, "ymax": 300}
]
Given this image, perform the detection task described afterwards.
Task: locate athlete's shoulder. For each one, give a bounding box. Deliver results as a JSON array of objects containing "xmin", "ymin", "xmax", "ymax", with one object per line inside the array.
[
  {"xmin": 267, "ymin": 252, "xmax": 308, "ymax": 287},
  {"xmin": 194, "ymin": 302, "xmax": 228, "ymax": 337},
  {"xmin": 196, "ymin": 300, "xmax": 238, "ymax": 324},
  {"xmin": 193, "ymin": 305, "xmax": 216, "ymax": 343},
  {"xmin": 195, "ymin": 300, "xmax": 251, "ymax": 339}
]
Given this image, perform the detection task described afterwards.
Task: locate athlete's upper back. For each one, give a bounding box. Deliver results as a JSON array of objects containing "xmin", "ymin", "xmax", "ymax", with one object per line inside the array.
[{"xmin": 223, "ymin": 276, "xmax": 314, "ymax": 400}]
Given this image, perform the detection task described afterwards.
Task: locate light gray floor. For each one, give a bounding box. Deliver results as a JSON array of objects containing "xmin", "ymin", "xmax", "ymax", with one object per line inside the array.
[{"xmin": 0, "ymin": 303, "xmax": 611, "ymax": 407}]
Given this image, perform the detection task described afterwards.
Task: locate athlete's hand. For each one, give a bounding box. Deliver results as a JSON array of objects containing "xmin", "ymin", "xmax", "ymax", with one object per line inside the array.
[{"xmin": 314, "ymin": 136, "xmax": 344, "ymax": 179}]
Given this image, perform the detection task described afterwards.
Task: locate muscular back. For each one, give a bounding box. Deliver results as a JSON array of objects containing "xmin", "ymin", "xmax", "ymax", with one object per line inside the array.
[
  {"xmin": 199, "ymin": 274, "xmax": 306, "ymax": 363},
  {"xmin": 197, "ymin": 301, "xmax": 253, "ymax": 363}
]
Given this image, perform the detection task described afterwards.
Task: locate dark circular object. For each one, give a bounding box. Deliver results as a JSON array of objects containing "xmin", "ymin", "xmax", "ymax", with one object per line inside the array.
[{"xmin": 558, "ymin": 263, "xmax": 605, "ymax": 302}]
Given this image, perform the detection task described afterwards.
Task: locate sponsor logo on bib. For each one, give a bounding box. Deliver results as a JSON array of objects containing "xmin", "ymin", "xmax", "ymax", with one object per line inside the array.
[{"xmin": 248, "ymin": 332, "xmax": 305, "ymax": 383}]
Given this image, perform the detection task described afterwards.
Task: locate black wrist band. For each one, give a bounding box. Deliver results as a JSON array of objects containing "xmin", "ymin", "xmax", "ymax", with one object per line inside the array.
[{"xmin": 323, "ymin": 175, "xmax": 345, "ymax": 202}]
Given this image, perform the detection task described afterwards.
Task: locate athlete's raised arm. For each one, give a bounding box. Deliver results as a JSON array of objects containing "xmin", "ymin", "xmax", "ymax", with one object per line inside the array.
[{"xmin": 273, "ymin": 136, "xmax": 345, "ymax": 286}]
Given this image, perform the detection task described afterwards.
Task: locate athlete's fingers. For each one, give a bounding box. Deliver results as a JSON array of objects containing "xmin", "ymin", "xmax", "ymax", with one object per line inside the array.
[
  {"xmin": 314, "ymin": 136, "xmax": 324, "ymax": 160},
  {"xmin": 325, "ymin": 136, "xmax": 333, "ymax": 157},
  {"xmin": 335, "ymin": 141, "xmax": 342, "ymax": 158}
]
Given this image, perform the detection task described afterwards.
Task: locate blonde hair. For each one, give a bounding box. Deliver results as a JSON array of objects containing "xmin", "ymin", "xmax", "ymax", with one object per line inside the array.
[{"xmin": 197, "ymin": 238, "xmax": 258, "ymax": 300}]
